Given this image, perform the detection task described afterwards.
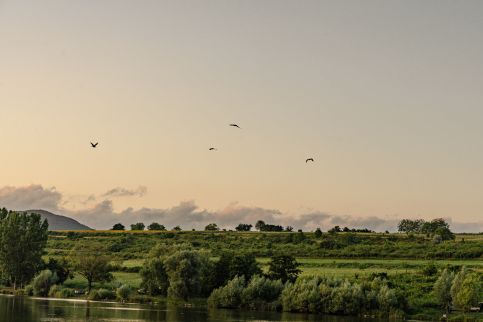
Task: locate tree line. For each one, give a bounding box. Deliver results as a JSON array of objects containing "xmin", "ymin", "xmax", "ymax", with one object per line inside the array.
[{"xmin": 397, "ymin": 218, "xmax": 455, "ymax": 241}]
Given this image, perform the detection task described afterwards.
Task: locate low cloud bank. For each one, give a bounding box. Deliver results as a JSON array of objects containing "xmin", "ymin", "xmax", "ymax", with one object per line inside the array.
[{"xmin": 0, "ymin": 184, "xmax": 481, "ymax": 232}]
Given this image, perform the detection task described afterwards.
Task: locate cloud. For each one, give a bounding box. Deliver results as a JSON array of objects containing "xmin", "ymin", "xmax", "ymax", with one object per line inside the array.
[
  {"xmin": 0, "ymin": 184, "xmax": 482, "ymax": 233},
  {"xmin": 102, "ymin": 186, "xmax": 147, "ymax": 198},
  {"xmin": 0, "ymin": 185, "xmax": 61, "ymax": 212}
]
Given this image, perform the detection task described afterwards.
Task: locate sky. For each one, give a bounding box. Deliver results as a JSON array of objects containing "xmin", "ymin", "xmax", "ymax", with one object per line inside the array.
[{"xmin": 0, "ymin": 1, "xmax": 482, "ymax": 231}]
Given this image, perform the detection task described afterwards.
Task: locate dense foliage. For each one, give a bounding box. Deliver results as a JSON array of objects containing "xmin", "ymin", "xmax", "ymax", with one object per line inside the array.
[
  {"xmin": 0, "ymin": 209, "xmax": 49, "ymax": 289},
  {"xmin": 69, "ymin": 242, "xmax": 113, "ymax": 292}
]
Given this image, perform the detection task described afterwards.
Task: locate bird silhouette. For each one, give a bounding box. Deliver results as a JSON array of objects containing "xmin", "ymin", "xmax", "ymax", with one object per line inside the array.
[
  {"xmin": 90, "ymin": 142, "xmax": 99, "ymax": 148},
  {"xmin": 229, "ymin": 123, "xmax": 241, "ymax": 129},
  {"xmin": 306, "ymin": 158, "xmax": 314, "ymax": 163},
  {"xmin": 209, "ymin": 147, "xmax": 217, "ymax": 151}
]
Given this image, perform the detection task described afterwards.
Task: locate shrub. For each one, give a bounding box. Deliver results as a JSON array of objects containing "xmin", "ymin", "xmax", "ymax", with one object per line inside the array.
[
  {"xmin": 116, "ymin": 284, "xmax": 132, "ymax": 301},
  {"xmin": 24, "ymin": 285, "xmax": 34, "ymax": 296},
  {"xmin": 48, "ymin": 285, "xmax": 74, "ymax": 298},
  {"xmin": 88, "ymin": 288, "xmax": 116, "ymax": 301},
  {"xmin": 31, "ymin": 270, "xmax": 59, "ymax": 297},
  {"xmin": 208, "ymin": 275, "xmax": 245, "ymax": 308},
  {"xmin": 241, "ymin": 275, "xmax": 284, "ymax": 306}
]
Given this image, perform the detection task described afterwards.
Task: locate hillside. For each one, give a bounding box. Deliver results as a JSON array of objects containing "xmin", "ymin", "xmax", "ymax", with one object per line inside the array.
[{"xmin": 26, "ymin": 209, "xmax": 92, "ymax": 231}]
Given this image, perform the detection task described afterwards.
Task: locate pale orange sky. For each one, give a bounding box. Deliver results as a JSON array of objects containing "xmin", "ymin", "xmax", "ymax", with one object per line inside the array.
[{"xmin": 1, "ymin": 1, "xmax": 483, "ymax": 228}]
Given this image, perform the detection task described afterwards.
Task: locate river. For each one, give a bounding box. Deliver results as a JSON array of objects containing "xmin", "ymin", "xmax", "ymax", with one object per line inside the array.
[{"xmin": 0, "ymin": 295, "xmax": 388, "ymax": 322}]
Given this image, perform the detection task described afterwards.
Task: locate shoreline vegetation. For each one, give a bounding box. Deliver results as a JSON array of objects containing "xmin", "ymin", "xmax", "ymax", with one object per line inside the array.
[{"xmin": 0, "ymin": 209, "xmax": 482, "ymax": 321}]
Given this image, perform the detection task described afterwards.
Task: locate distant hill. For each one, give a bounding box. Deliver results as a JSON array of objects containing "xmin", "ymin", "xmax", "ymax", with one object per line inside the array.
[{"xmin": 24, "ymin": 209, "xmax": 92, "ymax": 231}]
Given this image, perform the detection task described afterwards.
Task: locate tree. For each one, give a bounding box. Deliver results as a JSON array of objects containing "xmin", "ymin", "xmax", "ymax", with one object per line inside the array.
[
  {"xmin": 214, "ymin": 252, "xmax": 261, "ymax": 288},
  {"xmin": 397, "ymin": 219, "xmax": 424, "ymax": 234},
  {"xmin": 172, "ymin": 225, "xmax": 182, "ymax": 231},
  {"xmin": 147, "ymin": 222, "xmax": 165, "ymax": 231},
  {"xmin": 111, "ymin": 223, "xmax": 125, "ymax": 230},
  {"xmin": 163, "ymin": 250, "xmax": 214, "ymax": 300},
  {"xmin": 235, "ymin": 223, "xmax": 252, "ymax": 231},
  {"xmin": 450, "ymin": 266, "xmax": 467, "ymax": 305},
  {"xmin": 69, "ymin": 243, "xmax": 113, "ymax": 293},
  {"xmin": 434, "ymin": 227, "xmax": 455, "ymax": 241},
  {"xmin": 421, "ymin": 218, "xmax": 451, "ymax": 236},
  {"xmin": 130, "ymin": 223, "xmax": 145, "ymax": 230},
  {"xmin": 267, "ymin": 255, "xmax": 301, "ymax": 283},
  {"xmin": 433, "ymin": 269, "xmax": 454, "ymax": 313},
  {"xmin": 452, "ymin": 273, "xmax": 482, "ymax": 312},
  {"xmin": 314, "ymin": 228, "xmax": 323, "ymax": 238},
  {"xmin": 43, "ymin": 257, "xmax": 71, "ymax": 285},
  {"xmin": 140, "ymin": 257, "xmax": 168, "ymax": 295},
  {"xmin": 31, "ymin": 269, "xmax": 58, "ymax": 296},
  {"xmin": 0, "ymin": 209, "xmax": 49, "ymax": 289},
  {"xmin": 204, "ymin": 223, "xmax": 219, "ymax": 231},
  {"xmin": 328, "ymin": 225, "xmax": 342, "ymax": 234},
  {"xmin": 285, "ymin": 226, "xmax": 293, "ymax": 232},
  {"xmin": 255, "ymin": 220, "xmax": 265, "ymax": 231}
]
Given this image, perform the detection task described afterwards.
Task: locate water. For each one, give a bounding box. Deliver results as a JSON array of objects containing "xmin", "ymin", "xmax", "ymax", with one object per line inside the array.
[{"xmin": 0, "ymin": 295, "xmax": 383, "ymax": 322}]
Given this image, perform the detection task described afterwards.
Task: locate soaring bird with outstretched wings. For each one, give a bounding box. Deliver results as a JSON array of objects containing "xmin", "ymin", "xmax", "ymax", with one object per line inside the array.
[
  {"xmin": 90, "ymin": 142, "xmax": 99, "ymax": 148},
  {"xmin": 209, "ymin": 147, "xmax": 217, "ymax": 151},
  {"xmin": 306, "ymin": 158, "xmax": 314, "ymax": 163},
  {"xmin": 229, "ymin": 123, "xmax": 241, "ymax": 129}
]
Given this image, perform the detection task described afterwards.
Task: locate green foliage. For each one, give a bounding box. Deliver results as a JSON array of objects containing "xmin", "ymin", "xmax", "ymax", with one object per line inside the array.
[
  {"xmin": 314, "ymin": 228, "xmax": 322, "ymax": 238},
  {"xmin": 140, "ymin": 257, "xmax": 168, "ymax": 295},
  {"xmin": 241, "ymin": 275, "xmax": 283, "ymax": 306},
  {"xmin": 208, "ymin": 275, "xmax": 245, "ymax": 308},
  {"xmin": 163, "ymin": 249, "xmax": 214, "ymax": 300},
  {"xmin": 214, "ymin": 252, "xmax": 261, "ymax": 288},
  {"xmin": 69, "ymin": 242, "xmax": 113, "ymax": 292},
  {"xmin": 281, "ymin": 276, "xmax": 403, "ymax": 316},
  {"xmin": 433, "ymin": 268, "xmax": 454, "ymax": 312},
  {"xmin": 48, "ymin": 284, "xmax": 74, "ymax": 298},
  {"xmin": 31, "ymin": 269, "xmax": 59, "ymax": 297},
  {"xmin": 235, "ymin": 224, "xmax": 252, "ymax": 231},
  {"xmin": 267, "ymin": 255, "xmax": 301, "ymax": 283},
  {"xmin": 209, "ymin": 275, "xmax": 283, "ymax": 309},
  {"xmin": 116, "ymin": 284, "xmax": 132, "ymax": 301},
  {"xmin": 421, "ymin": 262, "xmax": 438, "ymax": 276},
  {"xmin": 0, "ymin": 209, "xmax": 49, "ymax": 288},
  {"xmin": 398, "ymin": 219, "xmax": 424, "ymax": 234},
  {"xmin": 147, "ymin": 222, "xmax": 165, "ymax": 231},
  {"xmin": 88, "ymin": 288, "xmax": 116, "ymax": 300},
  {"xmin": 204, "ymin": 223, "xmax": 219, "ymax": 231},
  {"xmin": 452, "ymin": 270, "xmax": 481, "ymax": 311},
  {"xmin": 450, "ymin": 266, "xmax": 467, "ymax": 302},
  {"xmin": 111, "ymin": 223, "xmax": 125, "ymax": 230},
  {"xmin": 130, "ymin": 223, "xmax": 145, "ymax": 231},
  {"xmin": 43, "ymin": 257, "xmax": 71, "ymax": 285}
]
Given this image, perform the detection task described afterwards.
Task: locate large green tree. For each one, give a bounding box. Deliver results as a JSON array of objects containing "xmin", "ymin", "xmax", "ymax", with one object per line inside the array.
[
  {"xmin": 267, "ymin": 255, "xmax": 301, "ymax": 283},
  {"xmin": 163, "ymin": 249, "xmax": 214, "ymax": 300},
  {"xmin": 69, "ymin": 243, "xmax": 113, "ymax": 293},
  {"xmin": 433, "ymin": 269, "xmax": 454, "ymax": 313},
  {"xmin": 0, "ymin": 209, "xmax": 49, "ymax": 289}
]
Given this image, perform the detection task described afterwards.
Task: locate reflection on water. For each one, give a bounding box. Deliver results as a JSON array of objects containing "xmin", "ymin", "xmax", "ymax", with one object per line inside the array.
[{"xmin": 0, "ymin": 295, "xmax": 383, "ymax": 322}]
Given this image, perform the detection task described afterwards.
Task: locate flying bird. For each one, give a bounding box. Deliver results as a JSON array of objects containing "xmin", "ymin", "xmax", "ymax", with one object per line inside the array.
[
  {"xmin": 209, "ymin": 147, "xmax": 217, "ymax": 151},
  {"xmin": 229, "ymin": 123, "xmax": 241, "ymax": 129},
  {"xmin": 90, "ymin": 142, "xmax": 99, "ymax": 148},
  {"xmin": 306, "ymin": 158, "xmax": 314, "ymax": 163}
]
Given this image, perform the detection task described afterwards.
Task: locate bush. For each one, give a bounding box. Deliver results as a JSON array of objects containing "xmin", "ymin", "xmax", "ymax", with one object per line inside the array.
[
  {"xmin": 31, "ymin": 270, "xmax": 59, "ymax": 297},
  {"xmin": 88, "ymin": 288, "xmax": 116, "ymax": 301},
  {"xmin": 421, "ymin": 262, "xmax": 438, "ymax": 276},
  {"xmin": 24, "ymin": 285, "xmax": 34, "ymax": 296},
  {"xmin": 48, "ymin": 285, "xmax": 74, "ymax": 298},
  {"xmin": 116, "ymin": 284, "xmax": 132, "ymax": 301},
  {"xmin": 208, "ymin": 275, "xmax": 245, "ymax": 308},
  {"xmin": 241, "ymin": 275, "xmax": 283, "ymax": 307}
]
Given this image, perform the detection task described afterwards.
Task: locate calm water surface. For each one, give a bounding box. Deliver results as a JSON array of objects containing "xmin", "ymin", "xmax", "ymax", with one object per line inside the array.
[{"xmin": 0, "ymin": 295, "xmax": 386, "ymax": 322}]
